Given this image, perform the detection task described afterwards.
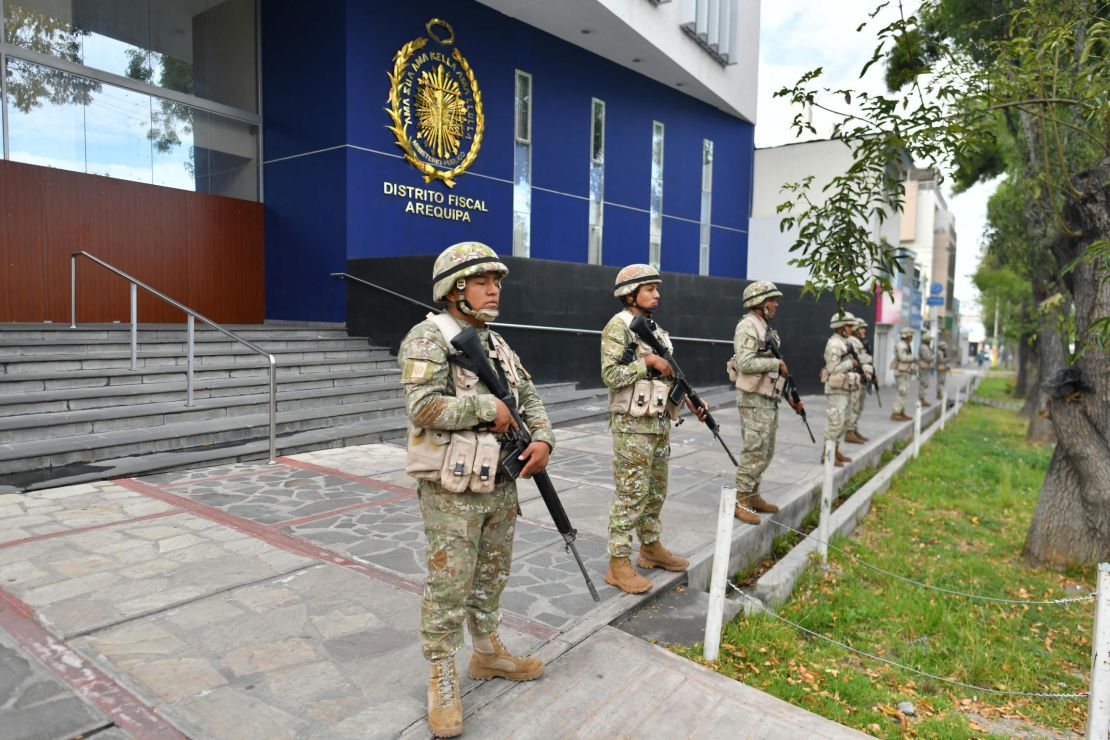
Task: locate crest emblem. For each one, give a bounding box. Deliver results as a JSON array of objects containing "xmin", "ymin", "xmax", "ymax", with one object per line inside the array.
[{"xmin": 386, "ymin": 19, "xmax": 484, "ymax": 188}]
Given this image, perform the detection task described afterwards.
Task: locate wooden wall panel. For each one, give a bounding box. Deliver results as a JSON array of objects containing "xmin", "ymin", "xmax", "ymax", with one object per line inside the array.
[{"xmin": 1, "ymin": 160, "xmax": 264, "ymax": 324}]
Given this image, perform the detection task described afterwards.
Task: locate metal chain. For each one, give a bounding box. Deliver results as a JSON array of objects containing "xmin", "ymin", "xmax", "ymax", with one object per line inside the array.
[
  {"xmin": 726, "ymin": 582, "xmax": 1090, "ymax": 700},
  {"xmin": 735, "ymin": 504, "xmax": 1097, "ymax": 606}
]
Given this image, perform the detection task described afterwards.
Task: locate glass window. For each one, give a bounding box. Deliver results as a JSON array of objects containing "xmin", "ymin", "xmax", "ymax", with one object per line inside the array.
[
  {"xmin": 587, "ymin": 98, "xmax": 605, "ymax": 265},
  {"xmin": 649, "ymin": 120, "xmax": 664, "ymax": 268},
  {"xmin": 5, "ymin": 56, "xmax": 258, "ymax": 199},
  {"xmin": 699, "ymin": 139, "xmax": 713, "ymax": 275},
  {"xmin": 512, "ymin": 70, "xmax": 532, "ymax": 257},
  {"xmin": 3, "ymin": 0, "xmax": 257, "ymax": 111}
]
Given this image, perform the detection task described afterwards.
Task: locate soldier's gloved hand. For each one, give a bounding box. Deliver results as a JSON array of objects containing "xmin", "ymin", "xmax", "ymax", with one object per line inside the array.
[
  {"xmin": 516, "ymin": 441, "xmax": 551, "ymax": 478},
  {"xmin": 778, "ymin": 361, "xmax": 789, "ymax": 377},
  {"xmin": 788, "ymin": 397, "xmax": 805, "ymax": 415},
  {"xmin": 686, "ymin": 397, "xmax": 709, "ymax": 422},
  {"xmin": 644, "ymin": 353, "xmax": 673, "ymax": 377},
  {"xmin": 491, "ymin": 399, "xmax": 519, "ymax": 434}
]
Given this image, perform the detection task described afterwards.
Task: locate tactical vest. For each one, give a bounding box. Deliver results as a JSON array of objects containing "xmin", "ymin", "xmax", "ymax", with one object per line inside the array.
[
  {"xmin": 405, "ymin": 312, "xmax": 522, "ymax": 494},
  {"xmin": 821, "ymin": 334, "xmax": 861, "ymax": 391},
  {"xmin": 892, "ymin": 340, "xmax": 916, "ymax": 373},
  {"xmin": 606, "ymin": 311, "xmax": 680, "ymax": 421},
  {"xmin": 725, "ymin": 314, "xmax": 784, "ymax": 399}
]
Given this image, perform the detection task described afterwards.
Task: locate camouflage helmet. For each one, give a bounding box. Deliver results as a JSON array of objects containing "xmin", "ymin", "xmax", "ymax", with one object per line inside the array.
[
  {"xmin": 853, "ymin": 317, "xmax": 868, "ymax": 329},
  {"xmin": 742, "ymin": 281, "xmax": 783, "ymax": 309},
  {"xmin": 613, "ymin": 264, "xmax": 662, "ymax": 298},
  {"xmin": 830, "ymin": 311, "xmax": 856, "ymax": 329},
  {"xmin": 900, "ymin": 326, "xmax": 915, "ymax": 338},
  {"xmin": 431, "ymin": 242, "xmax": 509, "ymax": 302},
  {"xmin": 922, "ymin": 333, "xmax": 933, "ymax": 343},
  {"xmin": 939, "ymin": 340, "xmax": 948, "ymax": 350}
]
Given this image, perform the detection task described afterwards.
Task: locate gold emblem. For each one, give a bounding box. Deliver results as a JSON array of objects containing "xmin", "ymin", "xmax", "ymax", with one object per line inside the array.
[{"xmin": 386, "ymin": 19, "xmax": 483, "ymax": 188}]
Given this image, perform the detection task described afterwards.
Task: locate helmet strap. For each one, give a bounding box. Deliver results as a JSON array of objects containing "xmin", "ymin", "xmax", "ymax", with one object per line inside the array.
[{"xmin": 455, "ymin": 298, "xmax": 499, "ymax": 324}]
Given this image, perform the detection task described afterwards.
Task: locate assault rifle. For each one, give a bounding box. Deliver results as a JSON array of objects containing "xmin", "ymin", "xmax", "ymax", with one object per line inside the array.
[
  {"xmin": 627, "ymin": 314, "xmax": 740, "ymax": 467},
  {"xmin": 844, "ymin": 342, "xmax": 882, "ymax": 407},
  {"xmin": 450, "ymin": 327, "xmax": 600, "ymax": 602},
  {"xmin": 761, "ymin": 335, "xmax": 817, "ymax": 444}
]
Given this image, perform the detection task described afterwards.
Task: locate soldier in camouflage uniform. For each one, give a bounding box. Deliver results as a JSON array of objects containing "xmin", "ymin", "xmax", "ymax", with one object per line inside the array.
[
  {"xmin": 729, "ymin": 281, "xmax": 805, "ymax": 525},
  {"xmin": 601, "ymin": 264, "xmax": 706, "ymax": 594},
  {"xmin": 823, "ymin": 313, "xmax": 860, "ymax": 467},
  {"xmin": 890, "ymin": 326, "xmax": 915, "ymax": 421},
  {"xmin": 935, "ymin": 339, "xmax": 949, "ymax": 400},
  {"xmin": 398, "ymin": 242, "xmax": 556, "ymax": 738},
  {"xmin": 918, "ymin": 333, "xmax": 935, "ymax": 407},
  {"xmin": 843, "ymin": 317, "xmax": 873, "ymax": 445}
]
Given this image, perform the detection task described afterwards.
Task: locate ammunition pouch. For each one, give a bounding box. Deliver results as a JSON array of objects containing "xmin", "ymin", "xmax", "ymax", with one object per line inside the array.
[
  {"xmin": 823, "ymin": 370, "xmax": 860, "ymax": 391},
  {"xmin": 609, "ymin": 378, "xmax": 679, "ymax": 420}
]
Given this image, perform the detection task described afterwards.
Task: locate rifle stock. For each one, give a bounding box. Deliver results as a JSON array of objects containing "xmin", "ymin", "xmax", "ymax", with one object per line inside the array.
[{"xmin": 450, "ymin": 326, "xmax": 600, "ymax": 602}]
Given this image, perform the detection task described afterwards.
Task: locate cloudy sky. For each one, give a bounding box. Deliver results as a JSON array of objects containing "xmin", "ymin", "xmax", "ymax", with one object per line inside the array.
[{"xmin": 756, "ymin": 0, "xmax": 993, "ymax": 340}]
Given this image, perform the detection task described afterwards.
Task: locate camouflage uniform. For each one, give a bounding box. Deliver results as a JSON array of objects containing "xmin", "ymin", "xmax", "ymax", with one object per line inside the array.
[
  {"xmin": 400, "ymin": 247, "xmax": 555, "ymax": 663},
  {"xmin": 732, "ymin": 312, "xmax": 780, "ymax": 495},
  {"xmin": 918, "ymin": 336, "xmax": 935, "ymax": 403},
  {"xmin": 845, "ymin": 332, "xmax": 867, "ymax": 435},
  {"xmin": 823, "ymin": 314, "xmax": 857, "ymax": 446},
  {"xmin": 935, "ymin": 341, "xmax": 949, "ymax": 400},
  {"xmin": 892, "ymin": 329, "xmax": 916, "ymax": 415},
  {"xmin": 602, "ymin": 309, "xmax": 672, "ymax": 558}
]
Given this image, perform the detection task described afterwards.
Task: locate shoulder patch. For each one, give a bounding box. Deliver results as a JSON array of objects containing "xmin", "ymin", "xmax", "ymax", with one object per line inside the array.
[
  {"xmin": 742, "ymin": 336, "xmax": 758, "ymax": 350},
  {"xmin": 402, "ymin": 358, "xmax": 436, "ymax": 384}
]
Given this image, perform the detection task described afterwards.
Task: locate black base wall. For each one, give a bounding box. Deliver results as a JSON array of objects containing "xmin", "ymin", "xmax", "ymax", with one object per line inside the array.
[{"xmin": 345, "ymin": 256, "xmax": 870, "ymax": 396}]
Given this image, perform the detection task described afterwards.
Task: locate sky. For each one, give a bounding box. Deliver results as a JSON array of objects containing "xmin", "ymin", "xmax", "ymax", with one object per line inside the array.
[{"xmin": 757, "ymin": 0, "xmax": 994, "ymax": 341}]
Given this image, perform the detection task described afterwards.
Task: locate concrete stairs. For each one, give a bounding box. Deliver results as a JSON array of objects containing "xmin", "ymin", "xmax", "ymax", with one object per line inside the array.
[{"xmin": 0, "ymin": 324, "xmax": 611, "ymax": 491}]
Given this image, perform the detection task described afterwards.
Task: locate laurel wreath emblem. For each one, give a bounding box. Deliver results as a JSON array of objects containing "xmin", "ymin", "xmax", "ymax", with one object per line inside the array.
[{"xmin": 385, "ymin": 35, "xmax": 484, "ymax": 188}]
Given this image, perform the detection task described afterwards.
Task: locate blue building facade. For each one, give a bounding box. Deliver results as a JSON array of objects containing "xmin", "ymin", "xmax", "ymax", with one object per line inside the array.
[{"xmin": 262, "ymin": 0, "xmax": 755, "ymax": 323}]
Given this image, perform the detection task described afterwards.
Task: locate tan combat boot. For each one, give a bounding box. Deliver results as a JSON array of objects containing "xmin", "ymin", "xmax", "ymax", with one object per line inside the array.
[
  {"xmin": 745, "ymin": 485, "xmax": 779, "ymax": 513},
  {"xmin": 604, "ymin": 556, "xmax": 652, "ymax": 593},
  {"xmin": 890, "ymin": 411, "xmax": 912, "ymax": 422},
  {"xmin": 844, "ymin": 430, "xmax": 865, "ymax": 444},
  {"xmin": 468, "ymin": 633, "xmax": 544, "ymax": 681},
  {"xmin": 835, "ymin": 447, "xmax": 852, "ymax": 465},
  {"xmin": 427, "ymin": 657, "xmax": 463, "ymax": 738},
  {"xmin": 734, "ymin": 495, "xmax": 762, "ymax": 525},
  {"xmin": 920, "ymin": 399, "xmax": 932, "ymax": 407},
  {"xmin": 637, "ymin": 540, "xmax": 689, "ymax": 571},
  {"xmin": 855, "ymin": 430, "xmax": 870, "ymax": 442}
]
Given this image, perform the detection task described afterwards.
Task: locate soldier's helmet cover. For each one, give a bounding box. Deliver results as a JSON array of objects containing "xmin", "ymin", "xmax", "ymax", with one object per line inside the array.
[
  {"xmin": 900, "ymin": 327, "xmax": 915, "ymax": 338},
  {"xmin": 431, "ymin": 242, "xmax": 509, "ymax": 302},
  {"xmin": 613, "ymin": 264, "xmax": 662, "ymax": 298},
  {"xmin": 742, "ymin": 281, "xmax": 783, "ymax": 309},
  {"xmin": 939, "ymin": 340, "xmax": 948, "ymax": 349},
  {"xmin": 922, "ymin": 334, "xmax": 933, "ymax": 343},
  {"xmin": 853, "ymin": 317, "xmax": 868, "ymax": 328},
  {"xmin": 829, "ymin": 311, "xmax": 856, "ymax": 329}
]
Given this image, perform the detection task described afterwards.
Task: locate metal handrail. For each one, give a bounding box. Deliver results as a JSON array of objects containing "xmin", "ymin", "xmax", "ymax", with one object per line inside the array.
[
  {"xmin": 71, "ymin": 251, "xmax": 278, "ymax": 463},
  {"xmin": 331, "ymin": 271, "xmax": 732, "ymax": 345}
]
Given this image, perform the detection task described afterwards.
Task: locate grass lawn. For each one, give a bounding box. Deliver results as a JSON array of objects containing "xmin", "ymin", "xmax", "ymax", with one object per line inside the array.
[
  {"xmin": 673, "ymin": 400, "xmax": 1095, "ymax": 738},
  {"xmin": 975, "ymin": 373, "xmax": 1019, "ymax": 402}
]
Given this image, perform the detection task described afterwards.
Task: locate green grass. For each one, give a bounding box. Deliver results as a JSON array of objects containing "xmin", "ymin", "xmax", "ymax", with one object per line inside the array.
[
  {"xmin": 975, "ymin": 374, "xmax": 1018, "ymax": 402},
  {"xmin": 673, "ymin": 402, "xmax": 1094, "ymax": 738}
]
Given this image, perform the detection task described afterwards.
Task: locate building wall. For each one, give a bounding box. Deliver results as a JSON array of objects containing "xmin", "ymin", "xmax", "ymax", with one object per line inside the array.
[{"xmin": 262, "ymin": 0, "xmax": 755, "ymax": 323}]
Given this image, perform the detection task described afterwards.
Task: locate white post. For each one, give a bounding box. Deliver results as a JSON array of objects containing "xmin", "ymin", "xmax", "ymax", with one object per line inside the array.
[
  {"xmin": 704, "ymin": 485, "xmax": 738, "ymax": 662},
  {"xmin": 129, "ymin": 282, "xmax": 138, "ymax": 371},
  {"xmin": 940, "ymin": 389, "xmax": 948, "ymax": 430},
  {"xmin": 819, "ymin": 440, "xmax": 836, "ymax": 564},
  {"xmin": 913, "ymin": 401, "xmax": 922, "ymax": 458},
  {"xmin": 1086, "ymin": 562, "xmax": 1110, "ymax": 740}
]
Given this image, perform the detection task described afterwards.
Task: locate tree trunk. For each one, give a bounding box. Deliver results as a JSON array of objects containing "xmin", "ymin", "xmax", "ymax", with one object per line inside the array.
[
  {"xmin": 1014, "ymin": 329, "xmax": 1032, "ymax": 399},
  {"xmin": 1023, "ymin": 161, "xmax": 1110, "ymax": 567},
  {"xmin": 1025, "ymin": 316, "xmax": 1060, "ymax": 443}
]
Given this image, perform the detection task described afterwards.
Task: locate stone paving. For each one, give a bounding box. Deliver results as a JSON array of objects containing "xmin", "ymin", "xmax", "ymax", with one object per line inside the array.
[{"xmin": 0, "ymin": 374, "xmax": 971, "ymax": 738}]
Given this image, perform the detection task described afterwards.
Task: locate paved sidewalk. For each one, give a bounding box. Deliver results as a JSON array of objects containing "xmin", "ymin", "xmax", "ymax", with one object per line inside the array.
[{"xmin": 0, "ymin": 373, "xmax": 971, "ymax": 738}]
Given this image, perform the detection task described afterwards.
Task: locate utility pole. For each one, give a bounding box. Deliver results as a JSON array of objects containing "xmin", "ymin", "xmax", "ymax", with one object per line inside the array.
[{"xmin": 992, "ymin": 298, "xmax": 1000, "ymax": 368}]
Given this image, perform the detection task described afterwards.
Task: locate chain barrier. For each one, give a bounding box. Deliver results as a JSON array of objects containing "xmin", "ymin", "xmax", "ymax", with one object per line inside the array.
[
  {"xmin": 725, "ymin": 582, "xmax": 1090, "ymax": 700},
  {"xmin": 735, "ymin": 503, "xmax": 1096, "ymax": 606}
]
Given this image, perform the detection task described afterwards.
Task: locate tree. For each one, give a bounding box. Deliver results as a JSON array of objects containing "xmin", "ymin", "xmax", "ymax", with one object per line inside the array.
[{"xmin": 776, "ymin": 0, "xmax": 1110, "ymax": 566}]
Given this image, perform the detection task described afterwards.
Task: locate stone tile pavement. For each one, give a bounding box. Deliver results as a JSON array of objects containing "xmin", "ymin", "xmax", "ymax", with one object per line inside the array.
[{"xmin": 0, "ymin": 373, "xmax": 972, "ymax": 738}]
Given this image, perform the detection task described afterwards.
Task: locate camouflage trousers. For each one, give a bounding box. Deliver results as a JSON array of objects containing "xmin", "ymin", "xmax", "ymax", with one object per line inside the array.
[
  {"xmin": 936, "ymin": 371, "xmax": 947, "ymax": 399},
  {"xmin": 735, "ymin": 402, "xmax": 778, "ymax": 494},
  {"xmin": 418, "ymin": 478, "xmax": 518, "ymax": 661},
  {"xmin": 846, "ymin": 387, "xmax": 865, "ymax": 433},
  {"xmin": 918, "ymin": 370, "xmax": 931, "ymax": 401},
  {"xmin": 893, "ymin": 372, "xmax": 913, "ymax": 414},
  {"xmin": 824, "ymin": 391, "xmax": 851, "ymax": 443},
  {"xmin": 607, "ymin": 428, "xmax": 670, "ymax": 558}
]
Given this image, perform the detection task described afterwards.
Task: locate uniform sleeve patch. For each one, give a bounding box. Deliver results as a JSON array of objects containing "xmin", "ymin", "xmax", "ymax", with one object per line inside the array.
[
  {"xmin": 402, "ymin": 359, "xmax": 436, "ymax": 384},
  {"xmin": 742, "ymin": 336, "xmax": 758, "ymax": 350}
]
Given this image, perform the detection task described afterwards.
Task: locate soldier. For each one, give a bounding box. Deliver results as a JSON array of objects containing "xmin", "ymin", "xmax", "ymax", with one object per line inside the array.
[
  {"xmin": 823, "ymin": 312, "xmax": 860, "ymax": 467},
  {"xmin": 728, "ymin": 281, "xmax": 805, "ymax": 525},
  {"xmin": 935, "ymin": 339, "xmax": 950, "ymax": 401},
  {"xmin": 890, "ymin": 326, "xmax": 915, "ymax": 421},
  {"xmin": 601, "ymin": 264, "xmax": 706, "ymax": 594},
  {"xmin": 918, "ymin": 333, "xmax": 935, "ymax": 407},
  {"xmin": 398, "ymin": 242, "xmax": 556, "ymax": 738},
  {"xmin": 844, "ymin": 317, "xmax": 874, "ymax": 444}
]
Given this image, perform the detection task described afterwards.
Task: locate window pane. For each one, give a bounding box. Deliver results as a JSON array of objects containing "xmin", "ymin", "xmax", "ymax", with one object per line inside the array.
[
  {"xmin": 83, "ymin": 82, "xmax": 152, "ymax": 183},
  {"xmin": 5, "ymin": 57, "xmax": 87, "ymax": 173},
  {"xmin": 591, "ymin": 99, "xmax": 604, "ymax": 163},
  {"xmin": 514, "ymin": 71, "xmax": 530, "ymax": 142},
  {"xmin": 191, "ymin": 109, "xmax": 258, "ymax": 199}
]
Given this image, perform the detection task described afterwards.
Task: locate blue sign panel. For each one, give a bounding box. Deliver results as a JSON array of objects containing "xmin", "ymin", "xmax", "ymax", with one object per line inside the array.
[
  {"xmin": 927, "ymin": 296, "xmax": 945, "ymax": 306},
  {"xmin": 930, "ymin": 282, "xmax": 944, "ymax": 295}
]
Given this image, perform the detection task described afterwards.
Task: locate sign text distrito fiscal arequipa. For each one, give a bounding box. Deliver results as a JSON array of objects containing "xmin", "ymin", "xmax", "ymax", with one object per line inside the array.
[{"xmin": 383, "ymin": 181, "xmax": 489, "ymax": 222}]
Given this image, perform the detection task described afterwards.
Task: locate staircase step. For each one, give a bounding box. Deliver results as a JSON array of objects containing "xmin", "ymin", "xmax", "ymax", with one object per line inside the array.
[
  {"xmin": 0, "ymin": 323, "xmax": 349, "ymax": 342},
  {"xmin": 0, "ymin": 336, "xmax": 373, "ymax": 356},
  {"xmin": 0, "ymin": 346, "xmax": 392, "ymax": 374},
  {"xmin": 0, "ymin": 368, "xmax": 398, "ymax": 415},
  {"xmin": 0, "ymin": 383, "xmax": 405, "ymax": 443}
]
